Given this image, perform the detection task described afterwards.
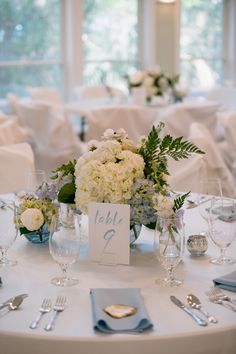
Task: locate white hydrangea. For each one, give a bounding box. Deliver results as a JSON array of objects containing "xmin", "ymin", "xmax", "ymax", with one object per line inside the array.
[
  {"xmin": 152, "ymin": 194, "xmax": 174, "ymax": 218},
  {"xmin": 20, "ymin": 208, "xmax": 44, "ymax": 231},
  {"xmin": 75, "ymin": 141, "xmax": 145, "ymax": 214}
]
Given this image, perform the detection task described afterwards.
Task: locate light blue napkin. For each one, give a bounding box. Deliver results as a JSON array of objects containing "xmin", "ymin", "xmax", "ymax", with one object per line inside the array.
[
  {"xmin": 212, "ymin": 205, "xmax": 236, "ymax": 222},
  {"xmin": 213, "ymin": 270, "xmax": 236, "ymax": 292},
  {"xmin": 90, "ymin": 288, "xmax": 153, "ymax": 333}
]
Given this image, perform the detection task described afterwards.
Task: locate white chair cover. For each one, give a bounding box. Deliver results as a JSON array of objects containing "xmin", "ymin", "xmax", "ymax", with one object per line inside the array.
[
  {"xmin": 9, "ymin": 100, "xmax": 85, "ymax": 177},
  {"xmin": 157, "ymin": 101, "xmax": 220, "ymax": 139},
  {"xmin": 216, "ymin": 111, "xmax": 236, "ymax": 170},
  {"xmin": 168, "ymin": 155, "xmax": 207, "ymax": 194},
  {"xmin": 189, "ymin": 122, "xmax": 235, "ymax": 197},
  {"xmin": 207, "ymin": 86, "xmax": 236, "ymax": 111},
  {"xmin": 0, "ymin": 116, "xmax": 27, "ymax": 146},
  {"xmin": 0, "ymin": 143, "xmax": 35, "ymax": 193},
  {"xmin": 85, "ymin": 105, "xmax": 158, "ymax": 143}
]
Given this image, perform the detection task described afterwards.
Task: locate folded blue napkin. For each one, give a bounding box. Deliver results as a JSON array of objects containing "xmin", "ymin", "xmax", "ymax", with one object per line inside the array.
[
  {"xmin": 90, "ymin": 288, "xmax": 153, "ymax": 333},
  {"xmin": 213, "ymin": 270, "xmax": 236, "ymax": 292},
  {"xmin": 212, "ymin": 205, "xmax": 236, "ymax": 222}
]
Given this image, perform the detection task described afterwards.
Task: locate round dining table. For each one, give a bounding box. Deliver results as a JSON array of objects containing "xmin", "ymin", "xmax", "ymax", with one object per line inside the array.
[{"xmin": 0, "ymin": 195, "xmax": 236, "ymax": 354}]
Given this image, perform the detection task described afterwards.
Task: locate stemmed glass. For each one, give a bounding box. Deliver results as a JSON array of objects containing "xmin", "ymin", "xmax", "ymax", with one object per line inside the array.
[
  {"xmin": 49, "ymin": 213, "xmax": 81, "ymax": 286},
  {"xmin": 198, "ymin": 178, "xmax": 222, "ymax": 235},
  {"xmin": 0, "ymin": 200, "xmax": 18, "ymax": 267},
  {"xmin": 154, "ymin": 214, "xmax": 185, "ymax": 287},
  {"xmin": 27, "ymin": 169, "xmax": 46, "ymax": 193},
  {"xmin": 209, "ymin": 197, "xmax": 236, "ymax": 265}
]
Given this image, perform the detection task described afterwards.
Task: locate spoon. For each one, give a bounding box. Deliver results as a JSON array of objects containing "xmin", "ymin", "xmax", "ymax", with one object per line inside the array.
[
  {"xmin": 0, "ymin": 294, "xmax": 28, "ymax": 311},
  {"xmin": 187, "ymin": 294, "xmax": 218, "ymax": 323}
]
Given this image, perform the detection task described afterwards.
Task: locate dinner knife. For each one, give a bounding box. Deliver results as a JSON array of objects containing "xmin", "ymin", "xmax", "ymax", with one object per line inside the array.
[
  {"xmin": 170, "ymin": 296, "xmax": 208, "ymax": 326},
  {"xmin": 0, "ymin": 294, "xmax": 28, "ymax": 310}
]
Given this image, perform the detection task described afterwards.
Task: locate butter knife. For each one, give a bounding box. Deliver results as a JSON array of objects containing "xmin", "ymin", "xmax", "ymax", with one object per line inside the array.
[{"xmin": 170, "ymin": 296, "xmax": 208, "ymax": 326}]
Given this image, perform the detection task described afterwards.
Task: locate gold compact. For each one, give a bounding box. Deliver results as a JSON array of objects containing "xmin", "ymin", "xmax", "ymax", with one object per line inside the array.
[{"xmin": 103, "ymin": 304, "xmax": 137, "ymax": 319}]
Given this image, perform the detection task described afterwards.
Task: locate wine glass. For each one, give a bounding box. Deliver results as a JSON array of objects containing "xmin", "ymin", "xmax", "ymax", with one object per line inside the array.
[
  {"xmin": 209, "ymin": 197, "xmax": 236, "ymax": 265},
  {"xmin": 27, "ymin": 169, "xmax": 46, "ymax": 193},
  {"xmin": 0, "ymin": 200, "xmax": 18, "ymax": 267},
  {"xmin": 198, "ymin": 178, "xmax": 222, "ymax": 235},
  {"xmin": 49, "ymin": 215, "xmax": 80, "ymax": 286},
  {"xmin": 154, "ymin": 214, "xmax": 185, "ymax": 287}
]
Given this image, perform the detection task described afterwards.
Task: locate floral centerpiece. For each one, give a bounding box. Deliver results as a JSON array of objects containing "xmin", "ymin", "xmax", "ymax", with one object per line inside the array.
[
  {"xmin": 125, "ymin": 67, "xmax": 186, "ymax": 103},
  {"xmin": 51, "ymin": 123, "xmax": 204, "ymax": 242},
  {"xmin": 15, "ymin": 185, "xmax": 58, "ymax": 243}
]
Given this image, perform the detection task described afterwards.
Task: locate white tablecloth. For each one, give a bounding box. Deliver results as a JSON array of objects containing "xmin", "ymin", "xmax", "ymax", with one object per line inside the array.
[{"xmin": 0, "ymin": 199, "xmax": 236, "ymax": 354}]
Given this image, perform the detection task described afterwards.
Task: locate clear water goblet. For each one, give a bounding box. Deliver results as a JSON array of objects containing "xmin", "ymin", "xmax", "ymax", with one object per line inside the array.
[
  {"xmin": 49, "ymin": 215, "xmax": 80, "ymax": 286},
  {"xmin": 154, "ymin": 213, "xmax": 185, "ymax": 287},
  {"xmin": 209, "ymin": 198, "xmax": 236, "ymax": 265},
  {"xmin": 0, "ymin": 200, "xmax": 18, "ymax": 267},
  {"xmin": 198, "ymin": 178, "xmax": 222, "ymax": 235}
]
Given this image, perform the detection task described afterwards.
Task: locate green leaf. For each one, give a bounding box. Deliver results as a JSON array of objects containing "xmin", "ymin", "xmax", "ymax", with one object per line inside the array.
[
  {"xmin": 57, "ymin": 182, "xmax": 76, "ymax": 203},
  {"xmin": 173, "ymin": 191, "xmax": 190, "ymax": 212},
  {"xmin": 19, "ymin": 227, "xmax": 31, "ymax": 235}
]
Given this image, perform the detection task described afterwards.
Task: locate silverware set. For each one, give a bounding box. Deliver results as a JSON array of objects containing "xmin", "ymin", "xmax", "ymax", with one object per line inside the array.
[
  {"xmin": 205, "ymin": 287, "xmax": 236, "ymax": 312},
  {"xmin": 170, "ymin": 293, "xmax": 218, "ymax": 326},
  {"xmin": 29, "ymin": 295, "xmax": 66, "ymax": 331},
  {"xmin": 171, "ymin": 288, "xmax": 236, "ymax": 326}
]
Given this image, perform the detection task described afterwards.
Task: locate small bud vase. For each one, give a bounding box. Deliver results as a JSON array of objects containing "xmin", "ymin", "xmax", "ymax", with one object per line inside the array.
[
  {"xmin": 23, "ymin": 224, "xmax": 49, "ymax": 244},
  {"xmin": 130, "ymin": 224, "xmax": 142, "ymax": 248}
]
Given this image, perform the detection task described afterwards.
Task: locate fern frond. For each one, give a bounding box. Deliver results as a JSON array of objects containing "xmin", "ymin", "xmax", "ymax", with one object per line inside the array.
[{"xmin": 173, "ymin": 191, "xmax": 190, "ymax": 212}]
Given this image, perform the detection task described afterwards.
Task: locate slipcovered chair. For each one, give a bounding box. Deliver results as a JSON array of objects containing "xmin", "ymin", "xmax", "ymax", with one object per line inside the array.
[
  {"xmin": 7, "ymin": 99, "xmax": 85, "ymax": 178},
  {"xmin": 189, "ymin": 122, "xmax": 235, "ymax": 197},
  {"xmin": 157, "ymin": 101, "xmax": 220, "ymax": 139},
  {"xmin": 0, "ymin": 143, "xmax": 35, "ymax": 193},
  {"xmin": 0, "ymin": 115, "xmax": 27, "ymax": 146}
]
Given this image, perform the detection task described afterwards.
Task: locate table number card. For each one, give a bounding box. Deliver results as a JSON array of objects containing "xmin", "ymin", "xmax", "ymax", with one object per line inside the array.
[{"xmin": 88, "ymin": 202, "xmax": 130, "ymax": 265}]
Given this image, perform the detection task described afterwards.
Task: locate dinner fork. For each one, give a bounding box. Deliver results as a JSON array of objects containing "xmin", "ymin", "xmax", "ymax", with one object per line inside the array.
[
  {"xmin": 30, "ymin": 298, "xmax": 52, "ymax": 329},
  {"xmin": 44, "ymin": 296, "xmax": 66, "ymax": 331},
  {"xmin": 206, "ymin": 287, "xmax": 236, "ymax": 304}
]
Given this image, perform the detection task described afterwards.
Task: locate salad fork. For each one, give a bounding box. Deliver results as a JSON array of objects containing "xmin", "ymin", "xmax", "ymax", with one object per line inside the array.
[
  {"xmin": 44, "ymin": 296, "xmax": 66, "ymax": 331},
  {"xmin": 30, "ymin": 298, "xmax": 52, "ymax": 329},
  {"xmin": 206, "ymin": 287, "xmax": 236, "ymax": 304}
]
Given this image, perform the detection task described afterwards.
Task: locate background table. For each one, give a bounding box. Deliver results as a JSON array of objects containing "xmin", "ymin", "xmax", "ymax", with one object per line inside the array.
[{"xmin": 0, "ymin": 199, "xmax": 236, "ymax": 354}]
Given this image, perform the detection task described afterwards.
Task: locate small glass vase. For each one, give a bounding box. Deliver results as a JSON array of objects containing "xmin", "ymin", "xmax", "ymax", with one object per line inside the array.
[
  {"xmin": 129, "ymin": 223, "xmax": 142, "ymax": 248},
  {"xmin": 154, "ymin": 213, "xmax": 185, "ymax": 287},
  {"xmin": 24, "ymin": 224, "xmax": 49, "ymax": 244}
]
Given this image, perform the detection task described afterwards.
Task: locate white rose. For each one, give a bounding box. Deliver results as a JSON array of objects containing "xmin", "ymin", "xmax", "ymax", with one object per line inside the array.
[{"xmin": 20, "ymin": 208, "xmax": 44, "ymax": 231}]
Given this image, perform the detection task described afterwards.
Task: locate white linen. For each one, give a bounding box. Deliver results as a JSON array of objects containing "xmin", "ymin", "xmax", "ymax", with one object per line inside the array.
[
  {"xmin": 0, "ymin": 202, "xmax": 236, "ymax": 354},
  {"xmin": 207, "ymin": 86, "xmax": 236, "ymax": 111},
  {"xmin": 0, "ymin": 116, "xmax": 27, "ymax": 145},
  {"xmin": 85, "ymin": 105, "xmax": 158, "ymax": 143},
  {"xmin": 0, "ymin": 143, "xmax": 35, "ymax": 193},
  {"xmin": 74, "ymin": 85, "xmax": 124, "ymax": 101},
  {"xmin": 27, "ymin": 87, "xmax": 64, "ymax": 106},
  {"xmin": 189, "ymin": 122, "xmax": 235, "ymax": 196},
  {"xmin": 157, "ymin": 101, "xmax": 220, "ymax": 138}
]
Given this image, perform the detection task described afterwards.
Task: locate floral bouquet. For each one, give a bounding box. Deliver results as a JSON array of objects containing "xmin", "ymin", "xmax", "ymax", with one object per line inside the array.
[
  {"xmin": 15, "ymin": 185, "xmax": 58, "ymax": 242},
  {"xmin": 51, "ymin": 123, "xmax": 204, "ymax": 232},
  {"xmin": 125, "ymin": 67, "xmax": 186, "ymax": 103}
]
